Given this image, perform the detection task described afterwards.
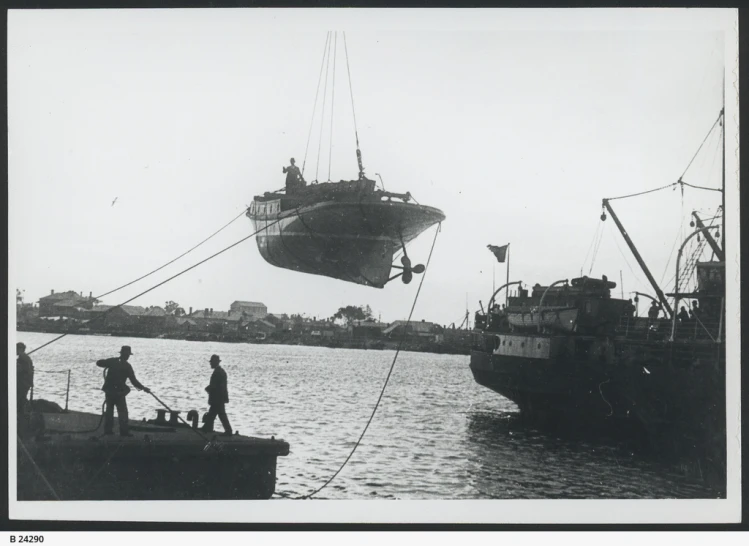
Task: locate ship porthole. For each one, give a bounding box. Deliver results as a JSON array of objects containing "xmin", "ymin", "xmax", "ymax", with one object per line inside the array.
[
  {"xmin": 521, "ymin": 342, "xmax": 525, "ymax": 348},
  {"xmin": 502, "ymin": 340, "xmax": 506, "ymax": 346},
  {"xmin": 509, "ymin": 341, "xmax": 512, "ymax": 346},
  {"xmin": 537, "ymin": 343, "xmax": 541, "ymax": 349}
]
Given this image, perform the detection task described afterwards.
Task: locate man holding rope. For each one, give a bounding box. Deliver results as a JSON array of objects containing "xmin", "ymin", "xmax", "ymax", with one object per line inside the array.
[{"xmin": 96, "ymin": 346, "xmax": 150, "ymax": 437}]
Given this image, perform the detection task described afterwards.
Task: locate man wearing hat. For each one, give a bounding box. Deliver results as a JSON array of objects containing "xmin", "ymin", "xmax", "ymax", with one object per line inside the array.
[
  {"xmin": 96, "ymin": 346, "xmax": 150, "ymax": 436},
  {"xmin": 202, "ymin": 354, "xmax": 232, "ymax": 436}
]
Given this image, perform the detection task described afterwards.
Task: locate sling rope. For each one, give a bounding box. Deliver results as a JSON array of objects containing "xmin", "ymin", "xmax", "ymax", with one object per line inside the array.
[
  {"xmin": 328, "ymin": 32, "xmax": 337, "ymax": 182},
  {"xmin": 588, "ymin": 220, "xmax": 605, "ymax": 275},
  {"xmin": 343, "ymin": 32, "xmax": 361, "ymax": 153},
  {"xmin": 27, "ymin": 217, "xmax": 283, "ymax": 356},
  {"xmin": 581, "ymin": 218, "xmax": 603, "ymax": 275},
  {"xmin": 302, "ymin": 32, "xmax": 331, "ymax": 177},
  {"xmin": 315, "ymin": 36, "xmax": 333, "ymax": 182},
  {"xmin": 290, "ymin": 222, "xmax": 442, "ymax": 500},
  {"xmin": 95, "ymin": 208, "xmax": 249, "ymax": 300}
]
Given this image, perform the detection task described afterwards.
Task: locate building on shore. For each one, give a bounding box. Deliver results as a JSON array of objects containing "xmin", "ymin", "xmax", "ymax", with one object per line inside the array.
[
  {"xmin": 229, "ymin": 301, "xmax": 268, "ymax": 320},
  {"xmin": 38, "ymin": 290, "xmax": 97, "ymax": 317}
]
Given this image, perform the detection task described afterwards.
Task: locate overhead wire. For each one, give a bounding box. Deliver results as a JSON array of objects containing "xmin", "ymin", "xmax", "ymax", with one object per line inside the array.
[
  {"xmin": 27, "ymin": 217, "xmax": 283, "ymax": 356},
  {"xmin": 95, "ymin": 208, "xmax": 249, "ymax": 301},
  {"xmin": 678, "ymin": 109, "xmax": 724, "ymax": 183}
]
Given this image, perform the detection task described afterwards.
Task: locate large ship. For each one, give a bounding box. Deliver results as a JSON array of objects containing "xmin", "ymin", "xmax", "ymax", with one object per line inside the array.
[
  {"xmin": 247, "ymin": 33, "xmax": 445, "ymax": 288},
  {"xmin": 470, "ymin": 108, "xmax": 727, "ymax": 492}
]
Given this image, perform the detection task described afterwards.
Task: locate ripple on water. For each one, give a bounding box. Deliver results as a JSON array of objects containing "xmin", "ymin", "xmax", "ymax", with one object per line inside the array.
[{"xmin": 18, "ymin": 332, "xmax": 720, "ymax": 499}]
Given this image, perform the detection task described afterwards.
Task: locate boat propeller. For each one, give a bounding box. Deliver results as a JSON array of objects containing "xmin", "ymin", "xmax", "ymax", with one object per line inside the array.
[{"xmin": 387, "ymin": 245, "xmax": 426, "ymax": 285}]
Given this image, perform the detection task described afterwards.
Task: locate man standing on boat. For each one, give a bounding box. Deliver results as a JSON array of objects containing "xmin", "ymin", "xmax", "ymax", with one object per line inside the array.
[
  {"xmin": 96, "ymin": 346, "xmax": 150, "ymax": 437},
  {"xmin": 16, "ymin": 342, "xmax": 34, "ymax": 416},
  {"xmin": 202, "ymin": 354, "xmax": 233, "ymax": 436},
  {"xmin": 647, "ymin": 300, "xmax": 660, "ymax": 320},
  {"xmin": 283, "ymin": 158, "xmax": 304, "ymax": 194}
]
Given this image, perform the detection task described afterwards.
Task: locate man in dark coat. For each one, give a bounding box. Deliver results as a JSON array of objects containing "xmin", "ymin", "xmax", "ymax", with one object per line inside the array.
[
  {"xmin": 202, "ymin": 354, "xmax": 233, "ymax": 436},
  {"xmin": 16, "ymin": 342, "xmax": 34, "ymax": 415},
  {"xmin": 96, "ymin": 345, "xmax": 150, "ymax": 436},
  {"xmin": 282, "ymin": 158, "xmax": 304, "ymax": 194}
]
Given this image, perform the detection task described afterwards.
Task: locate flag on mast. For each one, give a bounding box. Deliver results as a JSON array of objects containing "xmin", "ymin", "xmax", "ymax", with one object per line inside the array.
[{"xmin": 487, "ymin": 244, "xmax": 509, "ymax": 263}]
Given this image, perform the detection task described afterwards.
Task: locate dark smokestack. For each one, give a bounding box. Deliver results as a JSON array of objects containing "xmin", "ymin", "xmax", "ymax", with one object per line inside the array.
[
  {"xmin": 51, "ymin": 289, "xmax": 54, "ymax": 295},
  {"xmin": 189, "ymin": 307, "xmax": 193, "ymax": 315}
]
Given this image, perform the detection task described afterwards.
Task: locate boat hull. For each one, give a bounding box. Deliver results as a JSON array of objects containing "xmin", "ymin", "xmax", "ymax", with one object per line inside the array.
[
  {"xmin": 17, "ymin": 409, "xmax": 289, "ymax": 501},
  {"xmin": 248, "ymin": 201, "xmax": 445, "ymax": 288}
]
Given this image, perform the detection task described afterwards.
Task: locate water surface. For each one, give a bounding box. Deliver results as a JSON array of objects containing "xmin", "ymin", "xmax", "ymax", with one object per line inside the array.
[{"xmin": 19, "ymin": 332, "xmax": 717, "ymax": 499}]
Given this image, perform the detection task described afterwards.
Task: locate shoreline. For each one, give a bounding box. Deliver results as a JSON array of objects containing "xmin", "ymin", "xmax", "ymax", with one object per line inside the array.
[{"xmin": 15, "ymin": 324, "xmax": 472, "ymax": 356}]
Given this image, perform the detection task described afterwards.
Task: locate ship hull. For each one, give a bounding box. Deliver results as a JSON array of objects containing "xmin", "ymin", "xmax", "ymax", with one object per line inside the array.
[
  {"xmin": 248, "ymin": 201, "xmax": 445, "ymax": 288},
  {"xmin": 470, "ymin": 330, "xmax": 726, "ymax": 492}
]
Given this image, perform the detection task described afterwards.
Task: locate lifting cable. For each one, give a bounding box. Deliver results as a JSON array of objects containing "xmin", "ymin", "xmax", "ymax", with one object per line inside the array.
[
  {"xmin": 315, "ymin": 36, "xmax": 333, "ymax": 183},
  {"xmin": 588, "ymin": 220, "xmax": 605, "ymax": 276},
  {"xmin": 27, "ymin": 217, "xmax": 283, "ymax": 357},
  {"xmin": 581, "ymin": 218, "xmax": 602, "ymax": 274},
  {"xmin": 343, "ymin": 32, "xmax": 361, "ymax": 152},
  {"xmin": 282, "ymin": 222, "xmax": 442, "ymax": 500},
  {"xmin": 302, "ymin": 32, "xmax": 331, "ymax": 178},
  {"xmin": 328, "ymin": 32, "xmax": 337, "ymax": 182}
]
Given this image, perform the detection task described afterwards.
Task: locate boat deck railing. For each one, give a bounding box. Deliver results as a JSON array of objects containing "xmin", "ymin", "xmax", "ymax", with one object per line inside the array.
[
  {"xmin": 615, "ymin": 316, "xmax": 724, "ymax": 343},
  {"xmin": 30, "ymin": 369, "xmax": 71, "ymax": 411}
]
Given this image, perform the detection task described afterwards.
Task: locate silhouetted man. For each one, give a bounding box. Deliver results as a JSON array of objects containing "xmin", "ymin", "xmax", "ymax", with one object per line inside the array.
[
  {"xmin": 283, "ymin": 158, "xmax": 303, "ymax": 193},
  {"xmin": 96, "ymin": 346, "xmax": 150, "ymax": 436},
  {"xmin": 678, "ymin": 306, "xmax": 690, "ymax": 323},
  {"xmin": 647, "ymin": 300, "xmax": 660, "ymax": 320},
  {"xmin": 202, "ymin": 354, "xmax": 232, "ymax": 436},
  {"xmin": 16, "ymin": 342, "xmax": 34, "ymax": 415}
]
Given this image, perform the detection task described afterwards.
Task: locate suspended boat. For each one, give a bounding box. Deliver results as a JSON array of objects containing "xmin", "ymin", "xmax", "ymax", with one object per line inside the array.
[
  {"xmin": 248, "ymin": 179, "xmax": 444, "ymax": 288},
  {"xmin": 247, "ymin": 33, "xmax": 445, "ymax": 288}
]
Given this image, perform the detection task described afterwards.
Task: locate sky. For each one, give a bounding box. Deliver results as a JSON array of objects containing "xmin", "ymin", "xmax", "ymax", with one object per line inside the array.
[{"xmin": 8, "ymin": 9, "xmax": 737, "ymax": 326}]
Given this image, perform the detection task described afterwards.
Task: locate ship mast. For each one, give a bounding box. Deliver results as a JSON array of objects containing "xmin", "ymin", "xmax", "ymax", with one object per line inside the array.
[
  {"xmin": 721, "ymin": 71, "xmax": 726, "ymax": 256},
  {"xmin": 601, "ymin": 199, "xmax": 674, "ymax": 318}
]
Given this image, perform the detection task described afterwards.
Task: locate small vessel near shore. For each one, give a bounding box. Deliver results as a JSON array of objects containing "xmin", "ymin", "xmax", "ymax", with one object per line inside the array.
[
  {"xmin": 470, "ymin": 107, "xmax": 727, "ymax": 492},
  {"xmin": 17, "ymin": 399, "xmax": 289, "ymax": 500}
]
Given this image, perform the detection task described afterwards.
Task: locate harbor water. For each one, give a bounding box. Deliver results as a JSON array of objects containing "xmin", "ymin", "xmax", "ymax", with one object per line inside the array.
[{"xmin": 18, "ymin": 331, "xmax": 718, "ymax": 499}]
